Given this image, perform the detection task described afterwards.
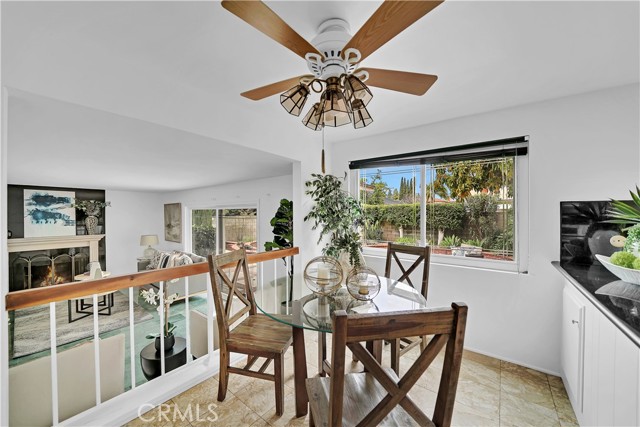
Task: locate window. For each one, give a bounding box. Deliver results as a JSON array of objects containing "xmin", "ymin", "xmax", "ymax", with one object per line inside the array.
[
  {"xmin": 352, "ymin": 137, "xmax": 528, "ymax": 272},
  {"xmin": 190, "ymin": 208, "xmax": 258, "ymax": 257}
]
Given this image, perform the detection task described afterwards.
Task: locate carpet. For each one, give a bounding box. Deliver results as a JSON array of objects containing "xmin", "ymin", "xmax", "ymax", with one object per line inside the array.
[{"xmin": 12, "ymin": 291, "xmax": 153, "ymax": 358}]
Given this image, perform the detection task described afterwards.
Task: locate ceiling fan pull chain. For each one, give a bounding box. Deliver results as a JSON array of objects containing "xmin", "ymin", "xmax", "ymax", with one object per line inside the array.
[{"xmin": 321, "ymin": 127, "xmax": 326, "ymax": 174}]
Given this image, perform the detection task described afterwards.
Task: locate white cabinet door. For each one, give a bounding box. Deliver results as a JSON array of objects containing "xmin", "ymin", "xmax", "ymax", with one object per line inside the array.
[
  {"xmin": 613, "ymin": 327, "xmax": 639, "ymax": 426},
  {"xmin": 562, "ymin": 284, "xmax": 586, "ymax": 411}
]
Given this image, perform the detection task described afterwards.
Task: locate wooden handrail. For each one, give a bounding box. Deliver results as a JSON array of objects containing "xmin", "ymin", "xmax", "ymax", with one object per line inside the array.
[{"xmin": 5, "ymin": 247, "xmax": 299, "ymax": 311}]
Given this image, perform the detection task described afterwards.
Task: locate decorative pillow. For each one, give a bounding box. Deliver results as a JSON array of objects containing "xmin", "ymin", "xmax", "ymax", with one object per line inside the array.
[{"xmin": 146, "ymin": 251, "xmax": 164, "ymax": 270}]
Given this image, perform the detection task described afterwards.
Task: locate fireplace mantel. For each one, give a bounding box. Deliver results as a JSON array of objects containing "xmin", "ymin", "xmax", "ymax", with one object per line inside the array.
[{"xmin": 8, "ymin": 235, "xmax": 105, "ymax": 262}]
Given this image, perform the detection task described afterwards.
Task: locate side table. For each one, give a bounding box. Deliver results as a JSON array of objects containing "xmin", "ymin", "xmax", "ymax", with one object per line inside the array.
[
  {"xmin": 68, "ymin": 271, "xmax": 113, "ymax": 323},
  {"xmin": 140, "ymin": 337, "xmax": 188, "ymax": 380}
]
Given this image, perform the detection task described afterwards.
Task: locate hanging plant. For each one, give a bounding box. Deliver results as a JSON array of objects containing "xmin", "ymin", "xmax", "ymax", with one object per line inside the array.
[{"xmin": 304, "ymin": 173, "xmax": 364, "ymax": 267}]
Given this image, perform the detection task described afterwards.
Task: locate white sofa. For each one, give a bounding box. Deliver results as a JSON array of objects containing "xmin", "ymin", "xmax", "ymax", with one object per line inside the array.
[
  {"xmin": 146, "ymin": 250, "xmax": 209, "ymax": 298},
  {"xmin": 9, "ymin": 334, "xmax": 125, "ymax": 426}
]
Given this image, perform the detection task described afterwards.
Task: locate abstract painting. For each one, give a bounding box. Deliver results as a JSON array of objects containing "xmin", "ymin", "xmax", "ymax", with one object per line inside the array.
[
  {"xmin": 24, "ymin": 189, "xmax": 76, "ymax": 237},
  {"xmin": 164, "ymin": 203, "xmax": 182, "ymax": 243}
]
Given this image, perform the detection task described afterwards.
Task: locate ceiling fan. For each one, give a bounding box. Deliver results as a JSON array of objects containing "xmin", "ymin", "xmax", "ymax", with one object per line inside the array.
[{"xmin": 221, "ymin": 0, "xmax": 443, "ymax": 131}]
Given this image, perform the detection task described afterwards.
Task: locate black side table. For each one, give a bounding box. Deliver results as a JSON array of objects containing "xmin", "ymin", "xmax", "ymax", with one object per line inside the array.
[{"xmin": 140, "ymin": 337, "xmax": 187, "ymax": 380}]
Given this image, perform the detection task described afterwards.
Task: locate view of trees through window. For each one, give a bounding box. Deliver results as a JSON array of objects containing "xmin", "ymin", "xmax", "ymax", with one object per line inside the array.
[
  {"xmin": 360, "ymin": 157, "xmax": 515, "ymax": 261},
  {"xmin": 191, "ymin": 208, "xmax": 257, "ymax": 257}
]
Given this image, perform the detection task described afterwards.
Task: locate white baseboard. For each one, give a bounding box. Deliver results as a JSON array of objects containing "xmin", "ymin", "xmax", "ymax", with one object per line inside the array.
[
  {"xmin": 464, "ymin": 345, "xmax": 561, "ymax": 377},
  {"xmin": 60, "ymin": 351, "xmax": 243, "ymax": 427}
]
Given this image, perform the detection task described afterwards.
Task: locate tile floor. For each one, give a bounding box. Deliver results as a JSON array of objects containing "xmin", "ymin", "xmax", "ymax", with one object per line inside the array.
[{"xmin": 125, "ymin": 331, "xmax": 578, "ymax": 427}]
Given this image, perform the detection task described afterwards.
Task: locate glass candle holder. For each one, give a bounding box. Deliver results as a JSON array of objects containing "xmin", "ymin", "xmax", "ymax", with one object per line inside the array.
[
  {"xmin": 304, "ymin": 256, "xmax": 343, "ymax": 295},
  {"xmin": 346, "ymin": 266, "xmax": 381, "ymax": 301}
]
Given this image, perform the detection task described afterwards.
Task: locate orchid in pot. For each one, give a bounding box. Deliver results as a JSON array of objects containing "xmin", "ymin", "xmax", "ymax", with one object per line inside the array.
[{"xmin": 140, "ymin": 288, "xmax": 179, "ymax": 351}]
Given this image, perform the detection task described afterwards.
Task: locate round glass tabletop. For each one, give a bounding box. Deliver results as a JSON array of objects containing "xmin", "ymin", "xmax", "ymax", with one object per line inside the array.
[{"xmin": 256, "ymin": 276, "xmax": 427, "ymax": 333}]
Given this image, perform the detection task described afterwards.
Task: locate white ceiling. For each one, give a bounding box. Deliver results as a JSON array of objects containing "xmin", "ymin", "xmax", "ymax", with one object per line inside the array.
[{"xmin": 2, "ymin": 1, "xmax": 638, "ymax": 191}]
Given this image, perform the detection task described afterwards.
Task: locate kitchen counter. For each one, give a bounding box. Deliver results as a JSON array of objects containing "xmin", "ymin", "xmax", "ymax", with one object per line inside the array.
[{"xmin": 553, "ymin": 260, "xmax": 640, "ymax": 347}]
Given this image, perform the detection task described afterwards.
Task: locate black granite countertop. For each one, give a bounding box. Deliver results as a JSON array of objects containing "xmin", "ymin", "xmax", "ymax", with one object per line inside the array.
[{"xmin": 554, "ymin": 261, "xmax": 640, "ymax": 347}]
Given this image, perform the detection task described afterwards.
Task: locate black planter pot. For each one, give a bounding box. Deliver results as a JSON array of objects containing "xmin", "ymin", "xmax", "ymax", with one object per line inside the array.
[{"xmin": 154, "ymin": 333, "xmax": 175, "ymax": 352}]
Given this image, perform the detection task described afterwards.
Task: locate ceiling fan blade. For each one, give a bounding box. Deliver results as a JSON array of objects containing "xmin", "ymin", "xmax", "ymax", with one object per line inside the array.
[
  {"xmin": 344, "ymin": 1, "xmax": 444, "ymax": 62},
  {"xmin": 360, "ymin": 68, "xmax": 438, "ymax": 95},
  {"xmin": 221, "ymin": 1, "xmax": 321, "ymax": 60},
  {"xmin": 241, "ymin": 75, "xmax": 311, "ymax": 101}
]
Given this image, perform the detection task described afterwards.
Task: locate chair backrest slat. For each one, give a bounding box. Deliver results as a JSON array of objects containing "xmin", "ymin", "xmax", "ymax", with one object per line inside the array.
[
  {"xmin": 329, "ymin": 303, "xmax": 467, "ymax": 427},
  {"xmin": 385, "ymin": 243, "xmax": 431, "ymax": 299},
  {"xmin": 343, "ymin": 309, "xmax": 456, "ymax": 342}
]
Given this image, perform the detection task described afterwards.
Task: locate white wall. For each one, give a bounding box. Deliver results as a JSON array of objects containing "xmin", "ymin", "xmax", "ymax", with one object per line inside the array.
[
  {"xmin": 330, "ymin": 83, "xmax": 640, "ymax": 374},
  {"xmin": 105, "ymin": 190, "xmax": 164, "ymax": 275}
]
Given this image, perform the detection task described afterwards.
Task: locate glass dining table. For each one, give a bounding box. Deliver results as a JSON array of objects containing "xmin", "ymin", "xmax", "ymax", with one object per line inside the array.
[{"xmin": 255, "ymin": 275, "xmax": 428, "ymax": 417}]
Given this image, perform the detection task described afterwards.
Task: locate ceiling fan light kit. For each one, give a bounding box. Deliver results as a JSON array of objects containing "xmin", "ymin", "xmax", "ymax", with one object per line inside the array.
[
  {"xmin": 222, "ymin": 0, "xmax": 444, "ymax": 131},
  {"xmin": 279, "ymin": 83, "xmax": 310, "ymax": 117},
  {"xmin": 302, "ymin": 102, "xmax": 323, "ymax": 131}
]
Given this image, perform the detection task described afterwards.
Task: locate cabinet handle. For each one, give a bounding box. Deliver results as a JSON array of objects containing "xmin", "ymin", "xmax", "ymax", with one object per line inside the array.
[{"xmin": 571, "ymin": 320, "xmax": 580, "ymax": 324}]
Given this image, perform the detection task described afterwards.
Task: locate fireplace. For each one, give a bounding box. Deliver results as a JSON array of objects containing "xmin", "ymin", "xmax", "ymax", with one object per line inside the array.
[
  {"xmin": 10, "ymin": 250, "xmax": 89, "ymax": 292},
  {"xmin": 7, "ymin": 235, "xmax": 105, "ymax": 293}
]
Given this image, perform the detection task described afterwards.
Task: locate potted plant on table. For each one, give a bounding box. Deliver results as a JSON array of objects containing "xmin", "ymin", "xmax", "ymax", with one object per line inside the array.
[
  {"xmin": 140, "ymin": 288, "xmax": 179, "ymax": 351},
  {"xmin": 304, "ymin": 173, "xmax": 364, "ymax": 270}
]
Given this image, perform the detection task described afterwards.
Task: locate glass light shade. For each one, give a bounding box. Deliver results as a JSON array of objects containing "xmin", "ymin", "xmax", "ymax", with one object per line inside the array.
[
  {"xmin": 302, "ymin": 102, "xmax": 323, "ymax": 131},
  {"xmin": 280, "ymin": 84, "xmax": 309, "ymax": 116},
  {"xmin": 319, "ymin": 77, "xmax": 352, "ymax": 127},
  {"xmin": 304, "ymin": 256, "xmax": 343, "ymax": 295},
  {"xmin": 351, "ymin": 99, "xmax": 373, "ymax": 129},
  {"xmin": 344, "ymin": 74, "xmax": 373, "ymax": 106},
  {"xmin": 346, "ymin": 266, "xmax": 381, "ymax": 301}
]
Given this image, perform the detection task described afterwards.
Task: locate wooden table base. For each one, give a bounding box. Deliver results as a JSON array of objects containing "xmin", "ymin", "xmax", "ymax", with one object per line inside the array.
[{"xmin": 292, "ymin": 327, "xmax": 308, "ymax": 417}]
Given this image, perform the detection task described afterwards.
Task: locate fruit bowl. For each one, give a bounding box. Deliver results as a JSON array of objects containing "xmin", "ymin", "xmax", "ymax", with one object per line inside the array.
[{"xmin": 595, "ymin": 254, "xmax": 640, "ymax": 285}]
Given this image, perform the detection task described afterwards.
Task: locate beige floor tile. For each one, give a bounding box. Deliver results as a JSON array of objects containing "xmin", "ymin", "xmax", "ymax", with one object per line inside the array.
[
  {"xmin": 451, "ymin": 400, "xmax": 500, "ymax": 427},
  {"xmin": 125, "ymin": 399, "xmax": 193, "ymax": 427},
  {"xmin": 455, "ymin": 376, "xmax": 500, "ymax": 420},
  {"xmin": 149, "ymin": 344, "xmax": 581, "ymax": 427},
  {"xmin": 233, "ymin": 377, "xmax": 295, "ymax": 415},
  {"xmin": 463, "ymin": 350, "xmax": 501, "ymax": 370},
  {"xmin": 191, "ymin": 396, "xmax": 262, "ymax": 427},
  {"xmin": 500, "ymin": 364, "xmax": 555, "ymax": 410},
  {"xmin": 250, "ymin": 417, "xmax": 272, "ymax": 427},
  {"xmin": 459, "ymin": 359, "xmax": 501, "ymax": 393},
  {"xmin": 499, "ymin": 392, "xmax": 560, "ymax": 427},
  {"xmin": 547, "ymin": 375, "xmax": 578, "ymax": 427}
]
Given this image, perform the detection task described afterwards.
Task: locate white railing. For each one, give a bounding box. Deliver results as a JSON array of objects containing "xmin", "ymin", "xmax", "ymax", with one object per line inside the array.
[{"xmin": 4, "ymin": 247, "xmax": 299, "ymax": 426}]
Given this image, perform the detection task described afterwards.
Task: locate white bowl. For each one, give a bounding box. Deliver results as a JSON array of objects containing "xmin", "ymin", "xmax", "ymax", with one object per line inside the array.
[{"xmin": 595, "ymin": 254, "xmax": 640, "ymax": 285}]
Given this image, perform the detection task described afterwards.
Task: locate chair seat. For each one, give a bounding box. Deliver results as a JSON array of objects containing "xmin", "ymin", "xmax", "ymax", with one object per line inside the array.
[
  {"xmin": 227, "ymin": 314, "xmax": 293, "ymax": 355},
  {"xmin": 306, "ymin": 370, "xmax": 436, "ymax": 427}
]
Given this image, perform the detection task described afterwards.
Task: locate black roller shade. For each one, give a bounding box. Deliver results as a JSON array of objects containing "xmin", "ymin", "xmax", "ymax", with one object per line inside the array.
[{"xmin": 349, "ymin": 136, "xmax": 528, "ymax": 170}]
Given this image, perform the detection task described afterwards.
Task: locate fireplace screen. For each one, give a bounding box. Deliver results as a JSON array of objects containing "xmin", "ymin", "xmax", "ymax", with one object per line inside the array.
[{"xmin": 10, "ymin": 249, "xmax": 89, "ymax": 292}]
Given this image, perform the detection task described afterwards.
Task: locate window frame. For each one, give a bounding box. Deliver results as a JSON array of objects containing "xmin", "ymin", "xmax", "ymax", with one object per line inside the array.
[{"xmin": 353, "ymin": 150, "xmax": 529, "ymax": 274}]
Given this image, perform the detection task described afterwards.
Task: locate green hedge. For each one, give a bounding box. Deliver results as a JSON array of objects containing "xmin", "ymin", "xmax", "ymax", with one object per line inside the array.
[{"xmin": 363, "ymin": 202, "xmax": 465, "ymax": 233}]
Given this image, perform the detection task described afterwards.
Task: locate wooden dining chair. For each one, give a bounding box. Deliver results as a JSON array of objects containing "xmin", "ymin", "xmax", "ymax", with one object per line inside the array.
[
  {"xmin": 386, "ymin": 243, "xmax": 431, "ymax": 374},
  {"xmin": 208, "ymin": 249, "xmax": 293, "ymax": 416},
  {"xmin": 306, "ymin": 304, "xmax": 468, "ymax": 427}
]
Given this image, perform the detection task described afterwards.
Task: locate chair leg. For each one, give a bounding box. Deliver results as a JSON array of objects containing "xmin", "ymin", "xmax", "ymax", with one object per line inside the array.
[
  {"xmin": 420, "ymin": 335, "xmax": 428, "ymax": 352},
  {"xmin": 218, "ymin": 361, "xmax": 229, "ymax": 402},
  {"xmin": 391, "ymin": 338, "xmax": 400, "ymax": 375},
  {"xmin": 274, "ymin": 354, "xmax": 284, "ymax": 416}
]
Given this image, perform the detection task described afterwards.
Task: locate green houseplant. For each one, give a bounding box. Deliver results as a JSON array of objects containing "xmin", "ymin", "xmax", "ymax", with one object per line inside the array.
[
  {"xmin": 265, "ymin": 199, "xmax": 294, "ymax": 306},
  {"xmin": 304, "ymin": 173, "xmax": 364, "ymax": 267}
]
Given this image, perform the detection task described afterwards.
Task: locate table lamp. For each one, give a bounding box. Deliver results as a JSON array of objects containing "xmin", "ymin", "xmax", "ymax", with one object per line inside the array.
[{"xmin": 140, "ymin": 234, "xmax": 159, "ymax": 259}]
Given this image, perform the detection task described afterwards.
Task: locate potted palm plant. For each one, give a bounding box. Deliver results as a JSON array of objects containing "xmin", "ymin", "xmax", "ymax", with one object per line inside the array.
[{"xmin": 304, "ymin": 173, "xmax": 364, "ymax": 269}]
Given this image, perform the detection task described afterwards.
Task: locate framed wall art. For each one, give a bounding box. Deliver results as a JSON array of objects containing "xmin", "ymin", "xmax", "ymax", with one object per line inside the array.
[
  {"xmin": 164, "ymin": 203, "xmax": 182, "ymax": 243},
  {"xmin": 23, "ymin": 189, "xmax": 76, "ymax": 237}
]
